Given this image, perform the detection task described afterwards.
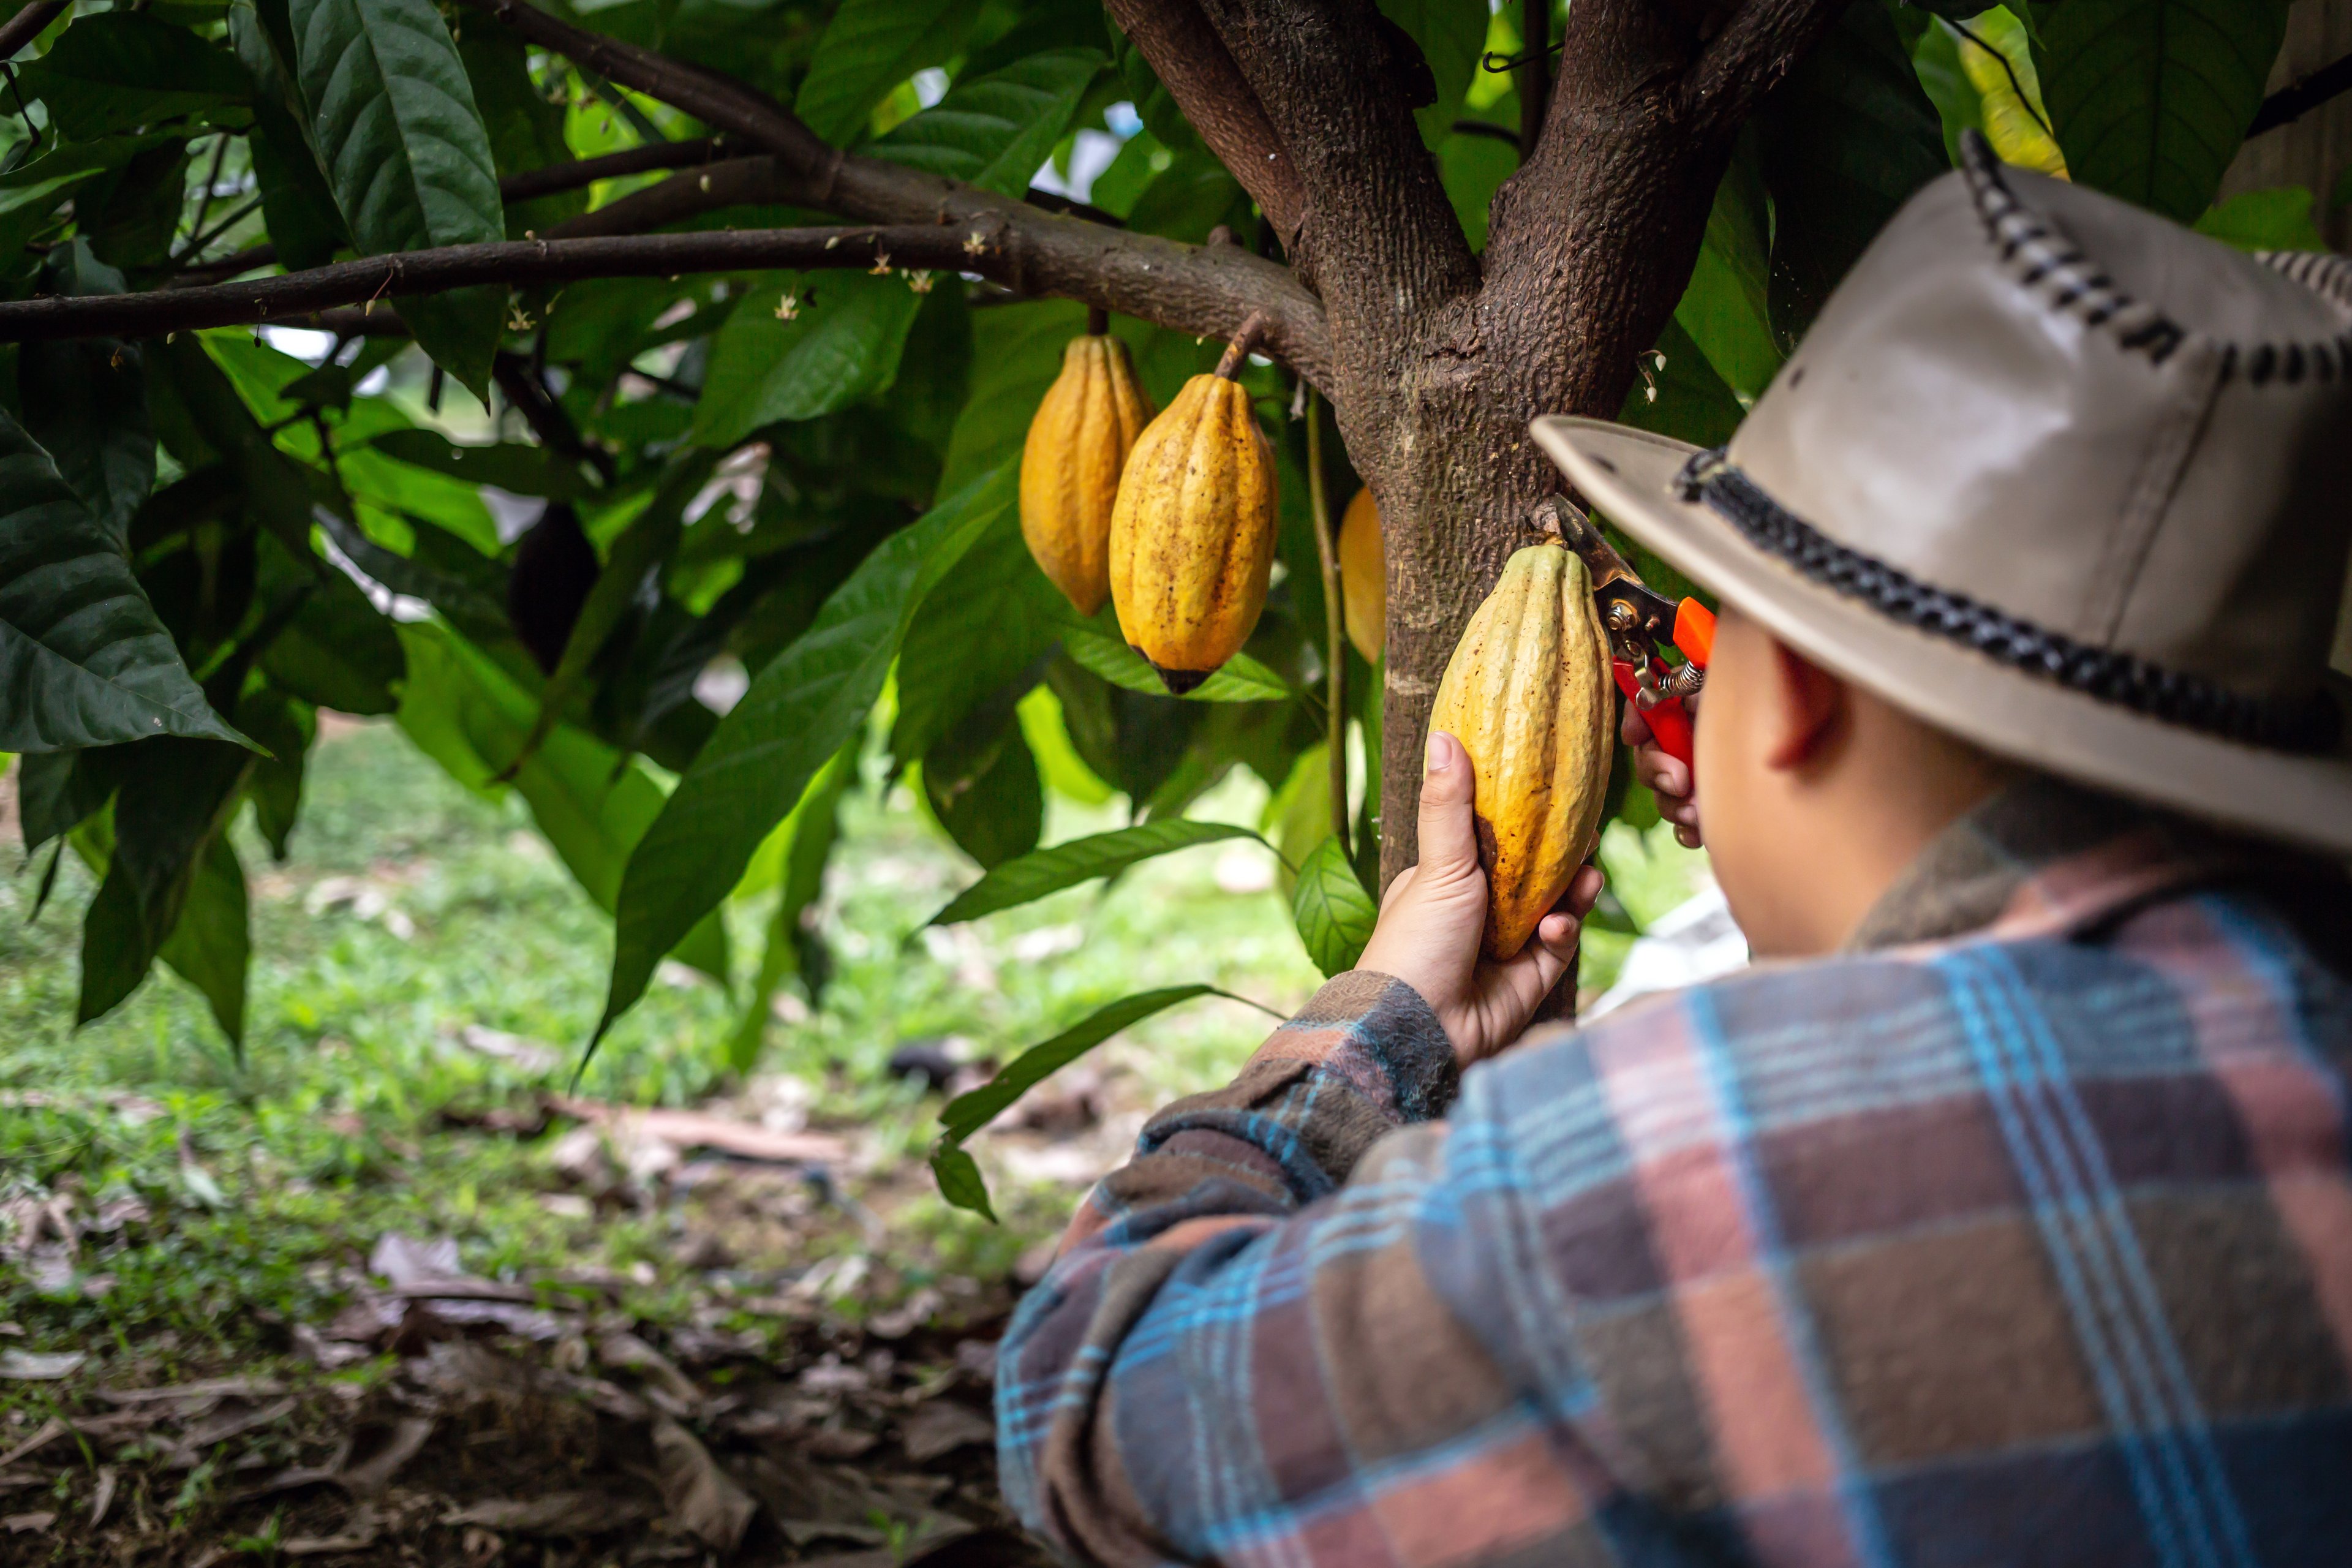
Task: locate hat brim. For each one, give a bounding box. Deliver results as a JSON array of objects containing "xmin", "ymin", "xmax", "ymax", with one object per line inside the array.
[{"xmin": 1531, "ymin": 415, "xmax": 2352, "ymax": 860}]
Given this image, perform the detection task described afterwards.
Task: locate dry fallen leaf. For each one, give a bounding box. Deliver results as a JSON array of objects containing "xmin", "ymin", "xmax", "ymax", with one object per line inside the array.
[
  {"xmin": 651, "ymin": 1415, "xmax": 758, "ymax": 1552},
  {"xmin": 442, "ymin": 1491, "xmax": 657, "ymax": 1537},
  {"xmin": 0, "ymin": 1349, "xmax": 84, "ymax": 1380}
]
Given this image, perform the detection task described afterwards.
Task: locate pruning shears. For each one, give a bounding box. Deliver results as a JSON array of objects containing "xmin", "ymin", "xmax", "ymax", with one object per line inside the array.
[{"xmin": 1556, "ymin": 506, "xmax": 1713, "ymax": 767}]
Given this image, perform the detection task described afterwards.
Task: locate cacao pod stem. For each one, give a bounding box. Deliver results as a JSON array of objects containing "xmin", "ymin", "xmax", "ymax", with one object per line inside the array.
[
  {"xmin": 1087, "ymin": 304, "xmax": 1108, "ymax": 336},
  {"xmin": 1214, "ymin": 311, "xmax": 1270, "ymax": 379}
]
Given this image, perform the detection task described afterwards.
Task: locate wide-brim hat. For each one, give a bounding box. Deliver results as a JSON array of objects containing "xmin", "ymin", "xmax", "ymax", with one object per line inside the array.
[{"xmin": 1534, "ymin": 134, "xmax": 2352, "ymax": 858}]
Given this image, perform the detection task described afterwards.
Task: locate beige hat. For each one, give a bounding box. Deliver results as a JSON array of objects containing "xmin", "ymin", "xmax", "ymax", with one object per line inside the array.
[{"xmin": 1534, "ymin": 133, "xmax": 2352, "ymax": 858}]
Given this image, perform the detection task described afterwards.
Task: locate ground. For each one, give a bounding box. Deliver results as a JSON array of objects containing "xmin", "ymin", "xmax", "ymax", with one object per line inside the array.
[{"xmin": 0, "ymin": 720, "xmax": 1702, "ymax": 1566}]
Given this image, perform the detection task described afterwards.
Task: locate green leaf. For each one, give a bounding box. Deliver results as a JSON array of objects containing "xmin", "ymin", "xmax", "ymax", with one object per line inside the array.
[
  {"xmin": 890, "ymin": 500, "xmax": 1066, "ymax": 766},
  {"xmin": 238, "ymin": 686, "xmax": 314, "ymax": 861},
  {"xmin": 1674, "ymin": 144, "xmax": 1782, "ymax": 401},
  {"xmin": 1056, "ymin": 619, "xmax": 1299, "ymax": 703},
  {"xmin": 1291, "ymin": 834, "xmax": 1376, "ymax": 978},
  {"xmin": 2196, "ymin": 184, "xmax": 2328, "ymax": 251},
  {"xmin": 253, "ymin": 535, "xmax": 406, "ymax": 717},
  {"xmin": 366, "ymin": 430, "xmax": 595, "ymax": 500},
  {"xmin": 929, "ymin": 1142, "xmax": 997, "ymax": 1221},
  {"xmin": 288, "ymin": 0, "xmax": 506, "ymax": 396},
  {"xmin": 0, "ymin": 138, "xmax": 176, "ymax": 271},
  {"xmin": 77, "ymin": 737, "xmax": 252, "ymax": 1027},
  {"xmin": 21, "ymin": 244, "xmax": 153, "ymax": 550},
  {"xmin": 692, "ymin": 272, "xmax": 927, "ymax": 450},
  {"xmin": 922, "ymin": 702, "xmax": 1042, "ymax": 869},
  {"xmin": 1262, "ymin": 741, "xmax": 1330, "ymax": 901},
  {"xmin": 1438, "ymin": 117, "xmax": 1517, "ymax": 251},
  {"xmin": 927, "ymin": 817, "xmax": 1259, "ymax": 926},
  {"xmin": 1948, "ymin": 9, "xmax": 2065, "ymax": 177},
  {"xmin": 601, "ymin": 464, "xmax": 1014, "ymax": 1040},
  {"xmin": 1620, "ymin": 317, "xmax": 1744, "ymax": 451},
  {"xmin": 0, "ymin": 409, "xmax": 243, "ymax": 752},
  {"xmin": 78, "ymin": 140, "xmax": 193, "ymax": 270},
  {"xmin": 457, "ymin": 15, "xmax": 584, "ymax": 236},
  {"xmin": 17, "ymin": 748, "xmax": 124, "ymax": 852},
  {"xmin": 158, "ymin": 834, "xmax": 251, "ymax": 1047},
  {"xmin": 17, "ymin": 13, "xmax": 249, "ymax": 140},
  {"xmin": 940, "ymin": 984, "xmax": 1234, "ymax": 1144},
  {"xmin": 794, "ymin": 0, "xmax": 965, "ymax": 145},
  {"xmin": 1122, "ymin": 145, "xmax": 1252, "ymax": 245},
  {"xmin": 2033, "ymin": 0, "xmax": 2288, "ymax": 224},
  {"xmin": 1104, "ymin": 19, "xmax": 1199, "ymax": 153},
  {"xmin": 871, "ymin": 47, "xmax": 1106, "ymax": 197},
  {"xmin": 1755, "ymin": 0, "xmax": 1948, "ymax": 347},
  {"xmin": 938, "ymin": 298, "xmax": 1088, "ymax": 497},
  {"xmin": 232, "ymin": 0, "xmax": 350, "ymax": 271},
  {"xmin": 727, "ymin": 740, "xmax": 857, "ymax": 1072}
]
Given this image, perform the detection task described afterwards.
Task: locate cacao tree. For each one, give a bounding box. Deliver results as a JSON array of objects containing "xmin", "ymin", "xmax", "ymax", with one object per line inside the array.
[{"xmin": 0, "ymin": 0, "xmax": 2328, "ymax": 1208}]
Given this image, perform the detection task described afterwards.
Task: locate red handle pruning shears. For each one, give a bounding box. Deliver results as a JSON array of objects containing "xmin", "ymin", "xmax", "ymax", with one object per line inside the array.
[{"xmin": 1556, "ymin": 507, "xmax": 1712, "ymax": 767}]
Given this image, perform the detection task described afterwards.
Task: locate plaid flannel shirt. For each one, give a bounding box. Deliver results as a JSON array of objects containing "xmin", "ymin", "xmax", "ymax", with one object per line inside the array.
[{"xmin": 996, "ymin": 781, "xmax": 2352, "ymax": 1567}]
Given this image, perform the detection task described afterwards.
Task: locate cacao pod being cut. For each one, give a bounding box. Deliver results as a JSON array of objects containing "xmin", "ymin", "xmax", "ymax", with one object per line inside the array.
[
  {"xmin": 1427, "ymin": 539, "xmax": 1616, "ymax": 961},
  {"xmin": 1109, "ymin": 332, "xmax": 1276, "ymax": 693},
  {"xmin": 1020, "ymin": 332, "xmax": 1155, "ymax": 616},
  {"xmin": 1338, "ymin": 486, "xmax": 1384, "ymax": 662}
]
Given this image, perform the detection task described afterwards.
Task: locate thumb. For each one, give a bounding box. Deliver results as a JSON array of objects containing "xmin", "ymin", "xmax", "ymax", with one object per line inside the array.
[{"xmin": 1415, "ymin": 730, "xmax": 1482, "ymax": 881}]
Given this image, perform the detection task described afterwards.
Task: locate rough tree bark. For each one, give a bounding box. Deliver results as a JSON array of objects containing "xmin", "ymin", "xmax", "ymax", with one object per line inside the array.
[{"xmin": 0, "ymin": 0, "xmax": 1847, "ymax": 884}]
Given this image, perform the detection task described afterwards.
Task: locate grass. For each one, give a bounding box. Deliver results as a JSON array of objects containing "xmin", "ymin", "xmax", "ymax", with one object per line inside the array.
[{"xmin": 0, "ymin": 719, "xmax": 1704, "ymax": 1389}]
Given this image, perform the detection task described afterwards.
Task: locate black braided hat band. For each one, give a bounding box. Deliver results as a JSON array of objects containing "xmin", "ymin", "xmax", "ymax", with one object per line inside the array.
[{"xmin": 1672, "ymin": 449, "xmax": 2343, "ymax": 755}]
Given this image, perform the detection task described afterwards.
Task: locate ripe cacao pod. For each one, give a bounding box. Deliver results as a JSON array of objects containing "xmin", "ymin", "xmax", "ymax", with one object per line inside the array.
[
  {"xmin": 1338, "ymin": 486, "xmax": 1384, "ymax": 662},
  {"xmin": 1427, "ymin": 540, "xmax": 1616, "ymax": 961},
  {"xmin": 1020, "ymin": 333, "xmax": 1155, "ymax": 616},
  {"xmin": 1108, "ymin": 367, "xmax": 1276, "ymax": 693}
]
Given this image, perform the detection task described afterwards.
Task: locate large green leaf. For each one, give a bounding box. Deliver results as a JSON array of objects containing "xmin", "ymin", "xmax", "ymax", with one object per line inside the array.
[
  {"xmin": 1674, "ymin": 145, "xmax": 1781, "ymax": 401},
  {"xmin": 926, "ymin": 818, "xmax": 1261, "ymax": 926},
  {"xmin": 0, "ymin": 138, "xmax": 173, "ymax": 270},
  {"xmin": 238, "ymin": 685, "xmax": 314, "ymax": 861},
  {"xmin": 890, "ymin": 500, "xmax": 1065, "ymax": 766},
  {"xmin": 924, "ymin": 706, "xmax": 1042, "ymax": 870},
  {"xmin": 77, "ymin": 737, "xmax": 253, "ymax": 1027},
  {"xmin": 727, "ymin": 740, "xmax": 858, "ymax": 1072},
  {"xmin": 0, "ymin": 410, "xmax": 242, "ymax": 752},
  {"xmin": 2032, "ymin": 0, "xmax": 2288, "ymax": 223},
  {"xmin": 253, "ymin": 535, "xmax": 406, "ymax": 717},
  {"xmin": 938, "ymin": 984, "xmax": 1244, "ymax": 1145},
  {"xmin": 21, "ymin": 244, "xmax": 153, "ymax": 551},
  {"xmin": 1755, "ymin": 0, "xmax": 1948, "ymax": 348},
  {"xmin": 870, "ymin": 47, "xmax": 1106, "ymax": 197},
  {"xmin": 287, "ymin": 0, "xmax": 505, "ymax": 397},
  {"xmin": 457, "ymin": 15, "xmax": 583, "ymax": 236},
  {"xmin": 794, "ymin": 0, "xmax": 962, "ymax": 145},
  {"xmin": 692, "ymin": 272, "xmax": 927, "ymax": 450},
  {"xmin": 601, "ymin": 464, "xmax": 1015, "ymax": 1039},
  {"xmin": 17, "ymin": 748, "xmax": 122, "ymax": 853},
  {"xmin": 17, "ymin": 13, "xmax": 250, "ymax": 140},
  {"xmin": 232, "ymin": 0, "xmax": 350, "ymax": 271},
  {"xmin": 1291, "ymin": 834, "xmax": 1377, "ymax": 978},
  {"xmin": 1057, "ymin": 619, "xmax": 1300, "ymax": 703},
  {"xmin": 157, "ymin": 835, "xmax": 251, "ymax": 1047}
]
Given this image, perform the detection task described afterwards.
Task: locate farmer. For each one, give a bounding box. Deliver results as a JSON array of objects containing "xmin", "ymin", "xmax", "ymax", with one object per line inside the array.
[{"xmin": 996, "ymin": 137, "xmax": 2352, "ymax": 1567}]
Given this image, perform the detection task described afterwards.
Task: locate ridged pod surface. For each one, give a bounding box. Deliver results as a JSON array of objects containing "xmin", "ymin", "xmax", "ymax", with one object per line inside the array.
[
  {"xmin": 1427, "ymin": 541, "xmax": 1616, "ymax": 960},
  {"xmin": 1338, "ymin": 486, "xmax": 1384, "ymax": 662},
  {"xmin": 1019, "ymin": 334, "xmax": 1154, "ymax": 616},
  {"xmin": 1108, "ymin": 372, "xmax": 1276, "ymax": 693}
]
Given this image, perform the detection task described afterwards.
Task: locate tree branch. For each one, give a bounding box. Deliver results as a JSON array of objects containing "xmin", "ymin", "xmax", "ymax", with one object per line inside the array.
[
  {"xmin": 1099, "ymin": 0, "xmax": 1308, "ymax": 252},
  {"xmin": 0, "ymin": 223, "xmax": 1334, "ymax": 385},
  {"xmin": 502, "ymin": 136, "xmax": 732, "ymax": 203},
  {"xmin": 1194, "ymin": 0, "xmax": 1476, "ymax": 317},
  {"xmin": 0, "ymin": 1, "xmax": 65, "ymax": 62}
]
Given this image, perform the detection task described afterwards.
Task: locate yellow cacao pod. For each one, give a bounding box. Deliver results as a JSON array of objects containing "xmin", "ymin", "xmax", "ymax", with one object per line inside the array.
[
  {"xmin": 1338, "ymin": 486, "xmax": 1384, "ymax": 662},
  {"xmin": 1020, "ymin": 334, "xmax": 1155, "ymax": 616},
  {"xmin": 1108, "ymin": 371, "xmax": 1276, "ymax": 693},
  {"xmin": 1427, "ymin": 541, "xmax": 1616, "ymax": 962}
]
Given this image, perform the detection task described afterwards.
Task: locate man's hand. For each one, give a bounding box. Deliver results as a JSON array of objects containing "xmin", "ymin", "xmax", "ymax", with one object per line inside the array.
[
  {"xmin": 1623, "ymin": 703, "xmax": 1702, "ymax": 848},
  {"xmin": 1354, "ymin": 731, "xmax": 1603, "ymax": 1068}
]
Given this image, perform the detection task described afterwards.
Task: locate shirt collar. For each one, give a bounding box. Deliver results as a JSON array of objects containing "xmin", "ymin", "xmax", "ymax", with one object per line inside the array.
[{"xmin": 1843, "ymin": 775, "xmax": 2276, "ymax": 951}]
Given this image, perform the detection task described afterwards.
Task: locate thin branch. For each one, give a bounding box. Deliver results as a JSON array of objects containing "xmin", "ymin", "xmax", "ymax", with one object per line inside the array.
[
  {"xmin": 492, "ymin": 351, "xmax": 614, "ymax": 483},
  {"xmin": 502, "ymin": 136, "xmax": 730, "ymax": 203},
  {"xmin": 184, "ymin": 132, "xmax": 232, "ymax": 254},
  {"xmin": 2249, "ymin": 48, "xmax": 2352, "ymax": 137},
  {"xmin": 1304, "ymin": 386, "xmax": 1348, "ymax": 860},
  {"xmin": 1518, "ymin": 0, "xmax": 1549, "ymax": 162},
  {"xmin": 0, "ymin": 223, "xmax": 1335, "ymax": 386},
  {"xmin": 0, "ymin": 1, "xmax": 65, "ymax": 61},
  {"xmin": 1100, "ymin": 0, "xmax": 1307, "ymax": 252}
]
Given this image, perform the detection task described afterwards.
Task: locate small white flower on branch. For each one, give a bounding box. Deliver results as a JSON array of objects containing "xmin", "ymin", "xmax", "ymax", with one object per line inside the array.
[
  {"xmin": 963, "ymin": 230, "xmax": 987, "ymax": 257},
  {"xmin": 869, "ymin": 250, "xmax": 893, "ymax": 275},
  {"xmin": 906, "ymin": 270, "xmax": 934, "ymax": 294},
  {"xmin": 774, "ymin": 292, "xmax": 799, "ymax": 321}
]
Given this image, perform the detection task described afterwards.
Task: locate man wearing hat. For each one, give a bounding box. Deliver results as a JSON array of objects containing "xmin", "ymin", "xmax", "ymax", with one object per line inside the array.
[{"xmin": 995, "ymin": 137, "xmax": 2352, "ymax": 1567}]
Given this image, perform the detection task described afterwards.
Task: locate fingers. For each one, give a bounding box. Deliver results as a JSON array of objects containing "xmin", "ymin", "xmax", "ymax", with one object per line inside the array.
[
  {"xmin": 1620, "ymin": 704, "xmax": 1654, "ymax": 748},
  {"xmin": 1562, "ymin": 863, "xmax": 1605, "ymax": 919},
  {"xmin": 1636, "ymin": 745, "xmax": 1692, "ymax": 805},
  {"xmin": 1414, "ymin": 730, "xmax": 1482, "ymax": 881}
]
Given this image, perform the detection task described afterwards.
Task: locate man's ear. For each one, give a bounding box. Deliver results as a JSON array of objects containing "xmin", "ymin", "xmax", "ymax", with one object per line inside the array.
[{"xmin": 1763, "ymin": 635, "xmax": 1847, "ymax": 771}]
